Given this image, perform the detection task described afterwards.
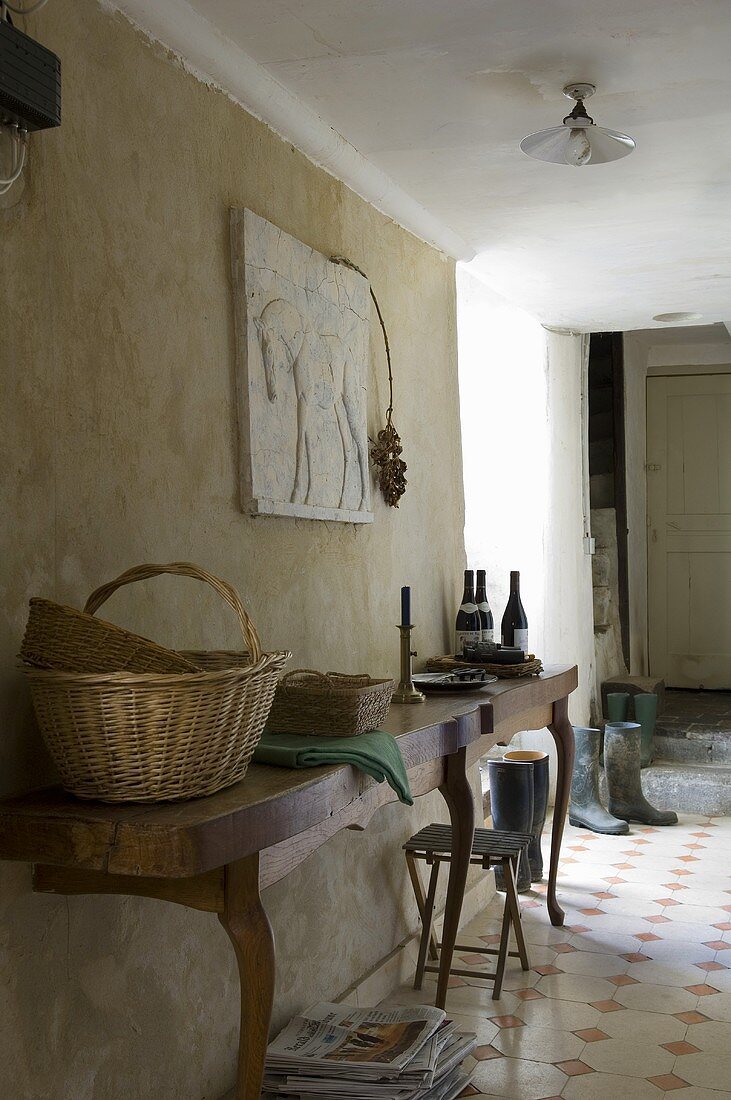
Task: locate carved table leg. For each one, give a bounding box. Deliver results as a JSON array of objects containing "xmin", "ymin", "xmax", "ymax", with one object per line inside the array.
[
  {"xmin": 436, "ymin": 745, "xmax": 474, "ymax": 1009},
  {"xmin": 219, "ymin": 853, "xmax": 274, "ymax": 1100},
  {"xmin": 547, "ymin": 696, "xmax": 575, "ymax": 927}
]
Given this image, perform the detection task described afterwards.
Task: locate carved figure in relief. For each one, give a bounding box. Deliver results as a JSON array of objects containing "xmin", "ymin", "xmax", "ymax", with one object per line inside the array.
[{"xmin": 254, "ymin": 298, "xmax": 369, "ymax": 509}]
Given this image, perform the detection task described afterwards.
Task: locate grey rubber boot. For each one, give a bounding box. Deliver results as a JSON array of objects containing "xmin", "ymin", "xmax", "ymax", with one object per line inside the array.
[
  {"xmin": 569, "ymin": 727, "xmax": 629, "ymax": 835},
  {"xmin": 604, "ymin": 722, "xmax": 679, "ymax": 826}
]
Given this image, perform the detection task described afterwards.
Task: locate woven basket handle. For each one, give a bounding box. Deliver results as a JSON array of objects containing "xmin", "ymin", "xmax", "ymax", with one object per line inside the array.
[
  {"xmin": 83, "ymin": 562, "xmax": 262, "ymax": 663},
  {"xmin": 279, "ymin": 668, "xmax": 331, "ymax": 687}
]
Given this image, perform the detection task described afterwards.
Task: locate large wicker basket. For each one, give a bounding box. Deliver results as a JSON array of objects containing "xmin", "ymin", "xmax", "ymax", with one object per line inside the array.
[
  {"xmin": 22, "ymin": 563, "xmax": 290, "ymax": 802},
  {"xmin": 267, "ymin": 669, "xmax": 395, "ymax": 737}
]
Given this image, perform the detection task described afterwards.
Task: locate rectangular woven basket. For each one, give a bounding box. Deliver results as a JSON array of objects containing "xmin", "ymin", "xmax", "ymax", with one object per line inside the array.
[{"xmin": 267, "ymin": 670, "xmax": 395, "ymax": 737}]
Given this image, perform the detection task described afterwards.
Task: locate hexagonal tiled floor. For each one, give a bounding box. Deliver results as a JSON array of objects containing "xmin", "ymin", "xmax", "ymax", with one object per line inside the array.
[{"xmin": 381, "ymin": 812, "xmax": 731, "ymax": 1098}]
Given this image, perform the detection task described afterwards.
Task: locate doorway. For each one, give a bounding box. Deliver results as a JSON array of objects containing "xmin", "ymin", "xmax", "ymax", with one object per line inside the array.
[{"xmin": 647, "ymin": 373, "xmax": 731, "ymax": 688}]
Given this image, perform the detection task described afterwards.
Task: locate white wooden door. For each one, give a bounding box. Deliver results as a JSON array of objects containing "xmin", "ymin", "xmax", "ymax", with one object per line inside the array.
[{"xmin": 647, "ymin": 373, "xmax": 731, "ymax": 688}]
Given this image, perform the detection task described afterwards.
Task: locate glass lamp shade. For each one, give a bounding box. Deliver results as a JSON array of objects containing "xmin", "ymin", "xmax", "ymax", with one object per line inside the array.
[{"xmin": 520, "ymin": 124, "xmax": 635, "ymax": 165}]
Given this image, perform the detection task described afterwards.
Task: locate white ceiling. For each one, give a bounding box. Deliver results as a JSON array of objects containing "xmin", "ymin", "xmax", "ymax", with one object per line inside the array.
[{"xmin": 140, "ymin": 0, "xmax": 731, "ymax": 331}]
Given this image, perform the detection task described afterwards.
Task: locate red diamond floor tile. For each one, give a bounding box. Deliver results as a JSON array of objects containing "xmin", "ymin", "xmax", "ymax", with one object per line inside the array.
[
  {"xmin": 514, "ymin": 988, "xmax": 544, "ymax": 1001},
  {"xmin": 634, "ymin": 932, "xmax": 662, "ymax": 942},
  {"xmin": 696, "ymin": 961, "xmax": 727, "ymax": 972},
  {"xmin": 555, "ymin": 1060, "xmax": 594, "ymax": 1076},
  {"xmin": 534, "ymin": 965, "xmax": 563, "ymax": 976},
  {"xmin": 673, "ymin": 1011, "xmax": 710, "ymax": 1024},
  {"xmin": 685, "ymin": 984, "xmax": 720, "ymax": 996},
  {"xmin": 662, "ymin": 883, "xmax": 687, "ymax": 891},
  {"xmin": 603, "ymin": 876, "xmax": 626, "ymax": 885},
  {"xmin": 607, "ymin": 974, "xmax": 638, "ymax": 986},
  {"xmin": 704, "ymin": 939, "xmax": 731, "ymax": 949},
  {"xmin": 645, "ymin": 915, "xmax": 671, "ymax": 924},
  {"xmin": 713, "ymin": 922, "xmax": 731, "ymax": 931},
  {"xmin": 573, "ymin": 1028, "xmax": 609, "ymax": 1042},
  {"xmin": 473, "ymin": 1044, "xmax": 502, "ymax": 1061},
  {"xmin": 580, "ymin": 908, "xmax": 605, "ymax": 916},
  {"xmin": 662, "ymin": 1041, "xmax": 701, "ymax": 1056},
  {"xmin": 553, "ymin": 943, "xmax": 577, "ymax": 953},
  {"xmin": 656, "ymin": 898, "xmax": 681, "ymax": 907},
  {"xmin": 647, "ymin": 1073, "xmax": 689, "ymax": 1090},
  {"xmin": 620, "ymin": 952, "xmax": 651, "ymax": 963},
  {"xmin": 488, "ymin": 1015, "xmax": 524, "ymax": 1028},
  {"xmin": 589, "ymin": 1000, "xmax": 625, "ymax": 1013}
]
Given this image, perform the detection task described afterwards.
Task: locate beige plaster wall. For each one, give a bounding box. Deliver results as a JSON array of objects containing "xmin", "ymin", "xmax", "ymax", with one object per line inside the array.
[{"xmin": 0, "ymin": 4, "xmax": 471, "ymax": 1097}]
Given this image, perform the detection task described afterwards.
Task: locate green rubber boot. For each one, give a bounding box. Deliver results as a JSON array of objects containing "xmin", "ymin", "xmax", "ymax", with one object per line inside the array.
[
  {"xmin": 633, "ymin": 693, "xmax": 658, "ymax": 769},
  {"xmin": 605, "ymin": 722, "xmax": 678, "ymax": 826},
  {"xmin": 569, "ymin": 726, "xmax": 629, "ymax": 835}
]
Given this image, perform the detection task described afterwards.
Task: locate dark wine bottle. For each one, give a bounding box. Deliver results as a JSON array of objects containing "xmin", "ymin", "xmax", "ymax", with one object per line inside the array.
[
  {"xmin": 475, "ymin": 569, "xmax": 494, "ymax": 644},
  {"xmin": 454, "ymin": 569, "xmax": 481, "ymax": 655},
  {"xmin": 501, "ymin": 570, "xmax": 528, "ymax": 652}
]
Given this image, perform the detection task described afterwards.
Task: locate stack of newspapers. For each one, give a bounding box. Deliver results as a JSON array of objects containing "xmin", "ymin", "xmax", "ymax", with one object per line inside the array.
[{"xmin": 262, "ymin": 1002, "xmax": 476, "ymax": 1100}]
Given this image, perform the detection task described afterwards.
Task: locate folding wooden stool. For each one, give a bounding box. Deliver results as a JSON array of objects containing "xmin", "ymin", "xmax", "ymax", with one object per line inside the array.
[{"xmin": 403, "ymin": 823, "xmax": 532, "ymax": 999}]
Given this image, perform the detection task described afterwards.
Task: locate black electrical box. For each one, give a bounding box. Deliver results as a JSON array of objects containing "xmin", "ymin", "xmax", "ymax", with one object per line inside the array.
[{"xmin": 0, "ymin": 18, "xmax": 61, "ymax": 132}]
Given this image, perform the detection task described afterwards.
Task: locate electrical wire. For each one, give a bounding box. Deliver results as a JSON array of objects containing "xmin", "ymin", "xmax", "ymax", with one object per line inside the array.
[
  {"xmin": 0, "ymin": 125, "xmax": 27, "ymax": 194},
  {"xmin": 1, "ymin": 0, "xmax": 50, "ymax": 14}
]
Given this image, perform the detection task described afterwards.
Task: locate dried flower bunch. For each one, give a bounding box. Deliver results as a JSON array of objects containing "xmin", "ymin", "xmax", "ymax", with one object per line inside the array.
[
  {"xmin": 330, "ymin": 255, "xmax": 407, "ymax": 508},
  {"xmin": 370, "ymin": 420, "xmax": 407, "ymax": 507}
]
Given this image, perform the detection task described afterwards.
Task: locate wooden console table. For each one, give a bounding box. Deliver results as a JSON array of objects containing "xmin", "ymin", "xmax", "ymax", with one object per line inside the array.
[{"xmin": 0, "ymin": 665, "xmax": 576, "ymax": 1100}]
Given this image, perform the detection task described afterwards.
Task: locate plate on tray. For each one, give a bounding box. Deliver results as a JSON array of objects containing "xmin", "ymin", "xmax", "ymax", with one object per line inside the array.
[{"xmin": 412, "ymin": 671, "xmax": 498, "ymax": 693}]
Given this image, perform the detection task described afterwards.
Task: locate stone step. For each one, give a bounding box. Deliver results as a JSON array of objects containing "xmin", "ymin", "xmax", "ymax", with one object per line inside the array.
[
  {"xmin": 653, "ymin": 732, "xmax": 731, "ymax": 766},
  {"xmin": 602, "ymin": 760, "xmax": 731, "ymax": 816}
]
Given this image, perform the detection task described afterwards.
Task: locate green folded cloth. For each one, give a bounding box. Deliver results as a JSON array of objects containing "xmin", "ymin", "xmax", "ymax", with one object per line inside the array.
[{"xmin": 253, "ymin": 729, "xmax": 413, "ymax": 806}]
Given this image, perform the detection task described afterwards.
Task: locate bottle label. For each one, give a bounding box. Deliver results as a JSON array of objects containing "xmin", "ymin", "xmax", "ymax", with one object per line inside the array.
[
  {"xmin": 455, "ymin": 630, "xmax": 481, "ymax": 654},
  {"xmin": 513, "ymin": 628, "xmax": 529, "ymax": 653},
  {"xmin": 459, "ymin": 602, "xmax": 478, "ymax": 614},
  {"xmin": 482, "ymin": 628, "xmax": 495, "ymax": 644}
]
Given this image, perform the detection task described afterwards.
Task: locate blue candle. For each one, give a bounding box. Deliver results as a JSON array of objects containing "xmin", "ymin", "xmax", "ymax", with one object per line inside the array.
[{"xmin": 401, "ymin": 586, "xmax": 411, "ymax": 627}]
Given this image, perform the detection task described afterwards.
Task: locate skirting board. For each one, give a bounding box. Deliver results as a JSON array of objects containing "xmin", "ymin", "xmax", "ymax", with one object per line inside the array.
[{"xmin": 216, "ymin": 872, "xmax": 495, "ymax": 1100}]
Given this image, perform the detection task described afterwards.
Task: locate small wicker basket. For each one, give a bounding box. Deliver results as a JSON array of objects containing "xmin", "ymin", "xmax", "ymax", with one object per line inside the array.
[
  {"xmin": 20, "ymin": 598, "xmax": 196, "ymax": 674},
  {"xmin": 22, "ymin": 563, "xmax": 290, "ymax": 802},
  {"xmin": 426, "ymin": 654, "xmax": 543, "ymax": 679},
  {"xmin": 267, "ymin": 670, "xmax": 395, "ymax": 737}
]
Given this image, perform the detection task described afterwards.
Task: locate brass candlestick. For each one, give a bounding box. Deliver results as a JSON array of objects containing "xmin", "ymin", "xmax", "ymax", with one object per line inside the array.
[{"xmin": 392, "ymin": 624, "xmax": 426, "ymax": 704}]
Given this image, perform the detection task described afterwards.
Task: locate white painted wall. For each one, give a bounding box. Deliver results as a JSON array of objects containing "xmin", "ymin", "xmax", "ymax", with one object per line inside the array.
[
  {"xmin": 457, "ymin": 268, "xmax": 595, "ymax": 781},
  {"xmin": 623, "ymin": 326, "xmax": 731, "ymax": 674}
]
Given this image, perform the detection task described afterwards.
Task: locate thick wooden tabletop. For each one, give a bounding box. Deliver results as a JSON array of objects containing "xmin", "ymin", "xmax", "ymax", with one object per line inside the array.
[{"xmin": 0, "ymin": 666, "xmax": 577, "ymax": 880}]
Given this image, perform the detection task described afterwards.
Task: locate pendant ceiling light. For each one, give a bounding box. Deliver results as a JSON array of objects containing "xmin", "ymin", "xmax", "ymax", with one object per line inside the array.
[{"xmin": 520, "ymin": 83, "xmax": 635, "ymax": 166}]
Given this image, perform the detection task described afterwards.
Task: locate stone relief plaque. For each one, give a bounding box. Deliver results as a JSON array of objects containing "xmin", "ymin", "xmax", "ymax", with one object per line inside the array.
[{"xmin": 230, "ymin": 209, "xmax": 373, "ymax": 523}]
